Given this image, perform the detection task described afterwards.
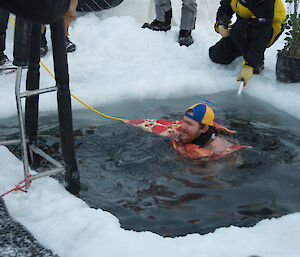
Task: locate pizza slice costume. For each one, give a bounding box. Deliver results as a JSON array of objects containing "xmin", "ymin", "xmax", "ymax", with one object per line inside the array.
[{"xmin": 123, "ymin": 103, "xmax": 251, "ymax": 161}]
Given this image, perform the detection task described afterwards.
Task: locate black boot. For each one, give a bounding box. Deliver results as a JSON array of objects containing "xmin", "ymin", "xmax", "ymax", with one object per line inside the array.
[
  {"xmin": 40, "ymin": 30, "xmax": 48, "ymax": 57},
  {"xmin": 178, "ymin": 30, "xmax": 193, "ymax": 47},
  {"xmin": 0, "ymin": 33, "xmax": 6, "ymax": 56},
  {"xmin": 0, "ymin": 51, "xmax": 16, "ymax": 74},
  {"xmin": 253, "ymin": 62, "xmax": 264, "ymax": 74},
  {"xmin": 0, "ymin": 51, "xmax": 10, "ymax": 65},
  {"xmin": 142, "ymin": 9, "xmax": 172, "ymax": 32},
  {"xmin": 66, "ymin": 37, "xmax": 76, "ymax": 53}
]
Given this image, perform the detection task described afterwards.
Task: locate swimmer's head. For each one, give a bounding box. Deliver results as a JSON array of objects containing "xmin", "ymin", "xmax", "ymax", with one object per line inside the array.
[{"xmin": 184, "ymin": 103, "xmax": 215, "ymax": 126}]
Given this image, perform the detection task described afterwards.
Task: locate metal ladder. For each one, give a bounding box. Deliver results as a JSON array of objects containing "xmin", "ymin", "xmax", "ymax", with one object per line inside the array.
[{"xmin": 0, "ymin": 16, "xmax": 80, "ymax": 194}]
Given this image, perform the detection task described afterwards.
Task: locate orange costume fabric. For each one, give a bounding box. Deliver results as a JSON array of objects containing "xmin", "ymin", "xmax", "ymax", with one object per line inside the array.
[{"xmin": 124, "ymin": 119, "xmax": 251, "ymax": 161}]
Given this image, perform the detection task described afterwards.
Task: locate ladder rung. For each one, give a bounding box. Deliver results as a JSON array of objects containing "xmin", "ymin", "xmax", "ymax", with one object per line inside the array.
[
  {"xmin": 0, "ymin": 65, "xmax": 27, "ymax": 70},
  {"xmin": 0, "ymin": 139, "xmax": 22, "ymax": 146},
  {"xmin": 20, "ymin": 86, "xmax": 57, "ymax": 98},
  {"xmin": 30, "ymin": 145, "xmax": 63, "ymax": 168},
  {"xmin": 30, "ymin": 167, "xmax": 65, "ymax": 181}
]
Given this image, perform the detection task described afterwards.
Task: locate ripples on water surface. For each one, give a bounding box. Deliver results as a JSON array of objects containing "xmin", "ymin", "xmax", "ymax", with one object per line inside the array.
[{"xmin": 1, "ymin": 92, "xmax": 300, "ymax": 237}]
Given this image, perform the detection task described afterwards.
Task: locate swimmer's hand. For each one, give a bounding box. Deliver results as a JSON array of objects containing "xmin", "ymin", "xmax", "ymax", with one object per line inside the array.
[{"xmin": 170, "ymin": 133, "xmax": 180, "ymax": 141}]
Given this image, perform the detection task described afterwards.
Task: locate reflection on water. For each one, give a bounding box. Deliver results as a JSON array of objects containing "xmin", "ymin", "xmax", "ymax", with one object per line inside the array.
[{"xmin": 1, "ymin": 93, "xmax": 300, "ymax": 237}]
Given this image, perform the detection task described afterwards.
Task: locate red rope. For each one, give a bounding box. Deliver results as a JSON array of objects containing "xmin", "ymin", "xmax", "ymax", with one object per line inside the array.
[{"xmin": 1, "ymin": 175, "xmax": 32, "ymax": 197}]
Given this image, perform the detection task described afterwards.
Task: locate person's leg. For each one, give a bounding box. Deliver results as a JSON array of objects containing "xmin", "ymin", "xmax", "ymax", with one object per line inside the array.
[
  {"xmin": 40, "ymin": 24, "xmax": 48, "ymax": 57},
  {"xmin": 230, "ymin": 19, "xmax": 251, "ymax": 60},
  {"xmin": 180, "ymin": 0, "xmax": 197, "ymax": 31},
  {"xmin": 64, "ymin": 0, "xmax": 78, "ymax": 36},
  {"xmin": 142, "ymin": 0, "xmax": 172, "ymax": 31},
  {"xmin": 0, "ymin": 8, "xmax": 9, "ymax": 53},
  {"xmin": 64, "ymin": 0, "xmax": 78, "ymax": 52},
  {"xmin": 155, "ymin": 0, "xmax": 172, "ymax": 23},
  {"xmin": 178, "ymin": 0, "xmax": 197, "ymax": 46},
  {"xmin": 0, "ymin": 8, "xmax": 10, "ymax": 65},
  {"xmin": 230, "ymin": 19, "xmax": 265, "ymax": 73},
  {"xmin": 209, "ymin": 37, "xmax": 241, "ymax": 64},
  {"xmin": 41, "ymin": 24, "xmax": 46, "ymax": 34}
]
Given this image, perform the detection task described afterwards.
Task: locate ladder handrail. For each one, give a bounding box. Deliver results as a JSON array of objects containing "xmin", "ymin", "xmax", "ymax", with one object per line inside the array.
[
  {"xmin": 20, "ymin": 86, "xmax": 57, "ymax": 98},
  {"xmin": 30, "ymin": 167, "xmax": 65, "ymax": 181},
  {"xmin": 30, "ymin": 145, "xmax": 63, "ymax": 168},
  {"xmin": 15, "ymin": 67, "xmax": 30, "ymax": 179}
]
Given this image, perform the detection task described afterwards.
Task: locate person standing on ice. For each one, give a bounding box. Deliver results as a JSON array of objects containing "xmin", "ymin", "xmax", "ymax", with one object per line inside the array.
[
  {"xmin": 142, "ymin": 0, "xmax": 197, "ymax": 47},
  {"xmin": 209, "ymin": 0, "xmax": 286, "ymax": 86},
  {"xmin": 40, "ymin": 0, "xmax": 78, "ymax": 57},
  {"xmin": 0, "ymin": 8, "xmax": 13, "ymax": 67}
]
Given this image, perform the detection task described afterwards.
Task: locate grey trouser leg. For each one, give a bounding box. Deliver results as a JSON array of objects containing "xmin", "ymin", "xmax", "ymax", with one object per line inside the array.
[
  {"xmin": 155, "ymin": 0, "xmax": 172, "ymax": 23},
  {"xmin": 180, "ymin": 0, "xmax": 197, "ymax": 30},
  {"xmin": 154, "ymin": 0, "xmax": 197, "ymax": 30}
]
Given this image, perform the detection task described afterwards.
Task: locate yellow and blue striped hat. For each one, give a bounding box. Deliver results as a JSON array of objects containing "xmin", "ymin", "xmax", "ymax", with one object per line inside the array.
[{"xmin": 185, "ymin": 103, "xmax": 215, "ymax": 126}]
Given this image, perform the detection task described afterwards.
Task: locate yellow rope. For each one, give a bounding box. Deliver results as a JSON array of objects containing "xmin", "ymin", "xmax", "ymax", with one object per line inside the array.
[
  {"xmin": 70, "ymin": 94, "xmax": 125, "ymax": 122},
  {"xmin": 9, "ymin": 16, "xmax": 15, "ymax": 25},
  {"xmin": 9, "ymin": 16, "xmax": 125, "ymax": 122},
  {"xmin": 40, "ymin": 62, "xmax": 125, "ymax": 122}
]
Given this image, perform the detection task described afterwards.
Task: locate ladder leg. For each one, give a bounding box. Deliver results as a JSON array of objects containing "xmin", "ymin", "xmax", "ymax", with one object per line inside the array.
[
  {"xmin": 13, "ymin": 16, "xmax": 32, "ymax": 181},
  {"xmin": 50, "ymin": 18, "xmax": 80, "ymax": 195},
  {"xmin": 15, "ymin": 67, "xmax": 30, "ymax": 178},
  {"xmin": 25, "ymin": 23, "xmax": 41, "ymax": 145},
  {"xmin": 25, "ymin": 23, "xmax": 41, "ymax": 166}
]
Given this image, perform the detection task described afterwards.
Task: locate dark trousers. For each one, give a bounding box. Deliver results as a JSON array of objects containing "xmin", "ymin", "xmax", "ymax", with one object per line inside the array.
[
  {"xmin": 209, "ymin": 19, "xmax": 252, "ymax": 65},
  {"xmin": 0, "ymin": 8, "xmax": 9, "ymax": 52}
]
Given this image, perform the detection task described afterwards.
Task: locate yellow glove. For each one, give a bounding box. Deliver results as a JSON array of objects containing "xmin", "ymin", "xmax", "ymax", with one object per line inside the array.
[
  {"xmin": 237, "ymin": 66, "xmax": 254, "ymax": 86},
  {"xmin": 218, "ymin": 25, "xmax": 231, "ymax": 38}
]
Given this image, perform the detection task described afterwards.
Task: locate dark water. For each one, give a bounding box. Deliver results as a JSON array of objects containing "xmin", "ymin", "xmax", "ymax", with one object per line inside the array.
[{"xmin": 1, "ymin": 92, "xmax": 300, "ymax": 237}]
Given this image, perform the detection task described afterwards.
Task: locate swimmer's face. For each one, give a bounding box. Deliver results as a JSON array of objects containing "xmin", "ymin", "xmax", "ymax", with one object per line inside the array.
[{"xmin": 179, "ymin": 114, "xmax": 207, "ymax": 144}]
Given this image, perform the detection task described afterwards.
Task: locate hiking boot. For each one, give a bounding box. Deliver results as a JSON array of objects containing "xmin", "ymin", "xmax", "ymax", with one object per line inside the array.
[
  {"xmin": 0, "ymin": 52, "xmax": 17, "ymax": 74},
  {"xmin": 178, "ymin": 30, "xmax": 193, "ymax": 47},
  {"xmin": 0, "ymin": 51, "xmax": 10, "ymax": 65},
  {"xmin": 66, "ymin": 37, "xmax": 76, "ymax": 52},
  {"xmin": 142, "ymin": 9, "xmax": 172, "ymax": 32},
  {"xmin": 253, "ymin": 62, "xmax": 264, "ymax": 74},
  {"xmin": 40, "ymin": 31, "xmax": 48, "ymax": 57},
  {"xmin": 142, "ymin": 19, "xmax": 171, "ymax": 32}
]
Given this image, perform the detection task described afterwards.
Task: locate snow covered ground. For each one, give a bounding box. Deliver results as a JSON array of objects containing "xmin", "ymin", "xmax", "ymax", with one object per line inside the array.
[{"xmin": 0, "ymin": 0, "xmax": 300, "ymax": 256}]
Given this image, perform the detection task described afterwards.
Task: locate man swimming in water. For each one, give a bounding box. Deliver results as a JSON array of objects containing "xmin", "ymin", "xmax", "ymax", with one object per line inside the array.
[
  {"xmin": 125, "ymin": 102, "xmax": 249, "ymax": 160},
  {"xmin": 175, "ymin": 103, "xmax": 234, "ymax": 156}
]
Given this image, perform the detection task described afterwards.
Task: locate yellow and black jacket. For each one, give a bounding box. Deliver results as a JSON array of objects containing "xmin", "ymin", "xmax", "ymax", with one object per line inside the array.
[{"xmin": 215, "ymin": 0, "xmax": 286, "ymax": 68}]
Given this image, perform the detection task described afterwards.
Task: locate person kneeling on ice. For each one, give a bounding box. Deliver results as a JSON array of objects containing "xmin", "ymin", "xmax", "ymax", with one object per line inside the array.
[
  {"xmin": 125, "ymin": 103, "xmax": 251, "ymax": 161},
  {"xmin": 209, "ymin": 0, "xmax": 286, "ymax": 86}
]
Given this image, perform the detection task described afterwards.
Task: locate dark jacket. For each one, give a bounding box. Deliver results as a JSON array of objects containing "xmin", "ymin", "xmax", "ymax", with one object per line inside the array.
[
  {"xmin": 191, "ymin": 126, "xmax": 217, "ymax": 147},
  {"xmin": 0, "ymin": 0, "xmax": 70, "ymax": 24},
  {"xmin": 215, "ymin": 0, "xmax": 285, "ymax": 68}
]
